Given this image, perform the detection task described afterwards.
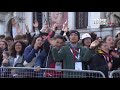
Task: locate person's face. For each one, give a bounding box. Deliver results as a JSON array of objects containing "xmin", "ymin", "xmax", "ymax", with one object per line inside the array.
[
  {"xmin": 84, "ymin": 37, "xmax": 92, "ymax": 46},
  {"xmin": 35, "ymin": 37, "xmax": 43, "ymax": 47},
  {"xmin": 106, "ymin": 36, "xmax": 114, "ymax": 48},
  {"xmin": 70, "ymin": 33, "xmax": 79, "ymax": 43},
  {"xmin": 2, "ymin": 53, "xmax": 8, "ymax": 60},
  {"xmin": 7, "ymin": 40, "xmax": 14, "ymax": 46},
  {"xmin": 41, "ymin": 24, "xmax": 51, "ymax": 33},
  {"xmin": 0, "ymin": 41, "xmax": 6, "ymax": 50},
  {"xmin": 15, "ymin": 42, "xmax": 22, "ymax": 53},
  {"xmin": 55, "ymin": 38, "xmax": 64, "ymax": 49},
  {"xmin": 100, "ymin": 43, "xmax": 109, "ymax": 53}
]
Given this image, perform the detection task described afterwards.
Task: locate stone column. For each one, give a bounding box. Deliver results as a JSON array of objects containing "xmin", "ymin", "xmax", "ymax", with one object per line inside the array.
[
  {"xmin": 68, "ymin": 12, "xmax": 75, "ymax": 30},
  {"xmin": 24, "ymin": 12, "xmax": 33, "ymax": 33}
]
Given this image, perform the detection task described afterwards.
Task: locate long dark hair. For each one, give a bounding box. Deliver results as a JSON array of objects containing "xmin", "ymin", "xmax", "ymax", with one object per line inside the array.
[
  {"xmin": 10, "ymin": 41, "xmax": 26, "ymax": 58},
  {"xmin": 54, "ymin": 35, "xmax": 66, "ymax": 42},
  {"xmin": 89, "ymin": 32, "xmax": 97, "ymax": 41},
  {"xmin": 6, "ymin": 18, "xmax": 14, "ymax": 38},
  {"xmin": 96, "ymin": 41, "xmax": 106, "ymax": 49},
  {"xmin": 0, "ymin": 41, "xmax": 8, "ymax": 51},
  {"xmin": 103, "ymin": 35, "xmax": 111, "ymax": 42},
  {"xmin": 82, "ymin": 39, "xmax": 85, "ymax": 46},
  {"xmin": 31, "ymin": 35, "xmax": 43, "ymax": 48}
]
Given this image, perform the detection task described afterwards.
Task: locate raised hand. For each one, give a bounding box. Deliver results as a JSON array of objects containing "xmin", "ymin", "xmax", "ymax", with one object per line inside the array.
[
  {"xmin": 25, "ymin": 24, "xmax": 29, "ymax": 33},
  {"xmin": 62, "ymin": 20, "xmax": 68, "ymax": 32},
  {"xmin": 34, "ymin": 66, "xmax": 41, "ymax": 72},
  {"xmin": 33, "ymin": 20, "xmax": 39, "ymax": 28},
  {"xmin": 40, "ymin": 23, "xmax": 50, "ymax": 32},
  {"xmin": 15, "ymin": 24, "xmax": 23, "ymax": 34},
  {"xmin": 62, "ymin": 26, "xmax": 68, "ymax": 32},
  {"xmin": 64, "ymin": 20, "xmax": 68, "ymax": 25},
  {"xmin": 90, "ymin": 40, "xmax": 99, "ymax": 49},
  {"xmin": 2, "ymin": 59, "xmax": 9, "ymax": 64},
  {"xmin": 34, "ymin": 43, "xmax": 39, "ymax": 50},
  {"xmin": 51, "ymin": 23, "xmax": 59, "ymax": 32}
]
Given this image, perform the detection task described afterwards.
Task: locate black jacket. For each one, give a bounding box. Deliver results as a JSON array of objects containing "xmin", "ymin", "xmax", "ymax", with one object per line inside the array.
[
  {"xmin": 89, "ymin": 54, "xmax": 109, "ymax": 77},
  {"xmin": 89, "ymin": 53, "xmax": 120, "ymax": 78}
]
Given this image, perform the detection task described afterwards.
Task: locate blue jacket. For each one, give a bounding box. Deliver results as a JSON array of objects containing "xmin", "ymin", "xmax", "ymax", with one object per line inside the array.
[
  {"xmin": 23, "ymin": 45, "xmax": 38, "ymax": 63},
  {"xmin": 35, "ymin": 46, "xmax": 60, "ymax": 68},
  {"xmin": 35, "ymin": 49, "xmax": 48, "ymax": 68}
]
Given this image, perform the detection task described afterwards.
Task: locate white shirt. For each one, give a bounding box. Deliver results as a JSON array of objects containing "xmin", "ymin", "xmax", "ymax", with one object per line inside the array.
[
  {"xmin": 12, "ymin": 27, "xmax": 17, "ymax": 38},
  {"xmin": 13, "ymin": 55, "xmax": 20, "ymax": 67}
]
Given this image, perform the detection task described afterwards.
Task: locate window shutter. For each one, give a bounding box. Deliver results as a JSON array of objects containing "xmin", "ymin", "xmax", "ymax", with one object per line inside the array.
[{"xmin": 76, "ymin": 12, "xmax": 88, "ymax": 29}]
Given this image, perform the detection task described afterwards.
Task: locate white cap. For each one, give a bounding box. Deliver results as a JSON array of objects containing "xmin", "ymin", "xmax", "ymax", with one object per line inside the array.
[{"xmin": 81, "ymin": 33, "xmax": 91, "ymax": 40}]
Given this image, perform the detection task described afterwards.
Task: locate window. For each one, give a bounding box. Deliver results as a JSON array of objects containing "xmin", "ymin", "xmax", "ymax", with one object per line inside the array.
[
  {"xmin": 76, "ymin": 12, "xmax": 88, "ymax": 29},
  {"xmin": 33, "ymin": 12, "xmax": 42, "ymax": 30}
]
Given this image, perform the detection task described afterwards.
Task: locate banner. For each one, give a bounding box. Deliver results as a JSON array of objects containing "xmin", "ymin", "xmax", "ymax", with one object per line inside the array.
[{"xmin": 49, "ymin": 12, "xmax": 68, "ymax": 29}]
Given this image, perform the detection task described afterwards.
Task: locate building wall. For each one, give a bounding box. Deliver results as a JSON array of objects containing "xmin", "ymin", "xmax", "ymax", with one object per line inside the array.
[
  {"xmin": 68, "ymin": 12, "xmax": 75, "ymax": 30},
  {"xmin": 67, "ymin": 12, "xmax": 120, "ymax": 38},
  {"xmin": 13, "ymin": 12, "xmax": 33, "ymax": 34},
  {"xmin": 0, "ymin": 12, "xmax": 119, "ymax": 38},
  {"xmin": 0, "ymin": 14, "xmax": 6, "ymax": 35},
  {"xmin": 2, "ymin": 12, "xmax": 33, "ymax": 36},
  {"xmin": 24, "ymin": 12, "xmax": 33, "ymax": 32}
]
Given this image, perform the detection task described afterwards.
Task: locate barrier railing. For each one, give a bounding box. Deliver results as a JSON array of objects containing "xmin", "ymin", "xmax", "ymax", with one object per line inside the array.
[
  {"xmin": 0, "ymin": 67, "xmax": 105, "ymax": 78},
  {"xmin": 109, "ymin": 70, "xmax": 120, "ymax": 78}
]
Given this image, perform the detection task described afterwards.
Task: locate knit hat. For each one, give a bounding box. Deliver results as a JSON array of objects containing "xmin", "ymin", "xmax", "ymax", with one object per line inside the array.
[{"xmin": 69, "ymin": 30, "xmax": 80, "ymax": 40}]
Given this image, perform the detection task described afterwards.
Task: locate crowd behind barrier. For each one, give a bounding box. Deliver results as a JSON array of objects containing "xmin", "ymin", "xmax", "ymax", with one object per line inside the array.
[
  {"xmin": 0, "ymin": 67, "xmax": 120, "ymax": 78},
  {"xmin": 0, "ymin": 18, "xmax": 120, "ymax": 78},
  {"xmin": 0, "ymin": 67, "xmax": 106, "ymax": 78}
]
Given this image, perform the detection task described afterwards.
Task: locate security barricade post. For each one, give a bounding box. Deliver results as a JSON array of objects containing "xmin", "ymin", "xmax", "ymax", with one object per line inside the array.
[
  {"xmin": 109, "ymin": 70, "xmax": 120, "ymax": 78},
  {"xmin": 0, "ymin": 67, "xmax": 105, "ymax": 78}
]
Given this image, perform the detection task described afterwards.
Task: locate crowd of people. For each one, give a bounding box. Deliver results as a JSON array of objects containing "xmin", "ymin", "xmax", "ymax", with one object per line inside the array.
[{"xmin": 0, "ymin": 17, "xmax": 120, "ymax": 78}]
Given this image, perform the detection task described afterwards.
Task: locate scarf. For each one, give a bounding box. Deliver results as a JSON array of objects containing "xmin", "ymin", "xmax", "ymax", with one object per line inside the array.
[{"xmin": 97, "ymin": 50, "xmax": 113, "ymax": 63}]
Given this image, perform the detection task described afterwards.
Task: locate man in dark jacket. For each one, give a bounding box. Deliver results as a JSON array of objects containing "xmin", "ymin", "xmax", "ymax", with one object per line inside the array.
[
  {"xmin": 52, "ymin": 30, "xmax": 88, "ymax": 70},
  {"xmin": 89, "ymin": 41, "xmax": 120, "ymax": 78},
  {"xmin": 34, "ymin": 22, "xmax": 69, "ymax": 69}
]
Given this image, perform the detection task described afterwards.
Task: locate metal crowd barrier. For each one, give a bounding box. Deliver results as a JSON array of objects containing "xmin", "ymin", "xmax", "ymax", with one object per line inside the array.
[
  {"xmin": 0, "ymin": 67, "xmax": 105, "ymax": 78},
  {"xmin": 109, "ymin": 70, "xmax": 120, "ymax": 78}
]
